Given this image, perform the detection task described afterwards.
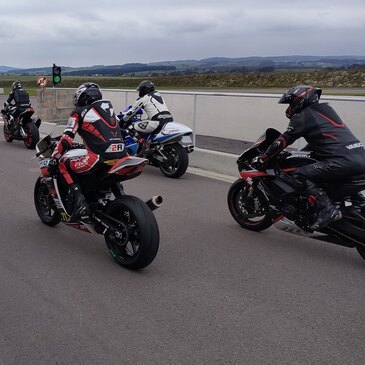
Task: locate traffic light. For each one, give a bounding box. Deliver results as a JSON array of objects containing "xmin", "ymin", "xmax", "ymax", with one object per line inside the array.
[{"xmin": 52, "ymin": 64, "xmax": 62, "ymax": 85}]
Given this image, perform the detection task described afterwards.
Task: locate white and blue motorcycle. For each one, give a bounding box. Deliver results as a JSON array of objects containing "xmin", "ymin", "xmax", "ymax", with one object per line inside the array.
[{"xmin": 118, "ymin": 108, "xmax": 194, "ymax": 178}]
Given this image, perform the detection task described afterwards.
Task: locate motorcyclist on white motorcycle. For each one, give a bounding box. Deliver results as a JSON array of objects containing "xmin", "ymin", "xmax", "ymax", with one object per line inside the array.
[{"xmin": 119, "ymin": 80, "xmax": 173, "ymax": 135}]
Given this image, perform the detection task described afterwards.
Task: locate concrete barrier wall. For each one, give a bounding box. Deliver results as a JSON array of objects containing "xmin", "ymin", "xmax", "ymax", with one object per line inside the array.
[{"xmin": 37, "ymin": 88, "xmax": 365, "ymax": 146}]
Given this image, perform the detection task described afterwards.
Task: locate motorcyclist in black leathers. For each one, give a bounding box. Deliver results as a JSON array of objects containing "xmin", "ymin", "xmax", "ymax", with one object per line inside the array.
[
  {"xmin": 259, "ymin": 85, "xmax": 365, "ymax": 231},
  {"xmin": 4, "ymin": 81, "xmax": 31, "ymax": 128}
]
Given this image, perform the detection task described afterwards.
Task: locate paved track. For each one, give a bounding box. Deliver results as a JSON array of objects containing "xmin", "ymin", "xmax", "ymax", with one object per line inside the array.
[{"xmin": 0, "ymin": 118, "xmax": 365, "ymax": 365}]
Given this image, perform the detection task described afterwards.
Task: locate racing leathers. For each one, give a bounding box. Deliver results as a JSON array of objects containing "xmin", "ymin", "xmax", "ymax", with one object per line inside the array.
[
  {"xmin": 5, "ymin": 88, "xmax": 31, "ymax": 121},
  {"xmin": 52, "ymin": 99, "xmax": 127, "ymax": 186},
  {"xmin": 262, "ymin": 102, "xmax": 365, "ymax": 230},
  {"xmin": 121, "ymin": 91, "xmax": 173, "ymax": 134},
  {"xmin": 263, "ymin": 102, "xmax": 365, "ymax": 180}
]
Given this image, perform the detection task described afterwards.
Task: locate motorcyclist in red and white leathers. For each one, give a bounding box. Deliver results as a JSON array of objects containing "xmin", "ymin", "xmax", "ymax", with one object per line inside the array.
[
  {"xmin": 120, "ymin": 80, "xmax": 173, "ymax": 135},
  {"xmin": 49, "ymin": 82, "xmax": 127, "ymax": 222}
]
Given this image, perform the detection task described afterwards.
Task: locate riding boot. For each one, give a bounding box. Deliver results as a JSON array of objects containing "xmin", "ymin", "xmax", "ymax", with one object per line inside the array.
[
  {"xmin": 68, "ymin": 183, "xmax": 90, "ymax": 223},
  {"xmin": 306, "ymin": 181, "xmax": 342, "ymax": 231},
  {"xmin": 351, "ymin": 192, "xmax": 365, "ymax": 207},
  {"xmin": 350, "ymin": 192, "xmax": 365, "ymax": 216}
]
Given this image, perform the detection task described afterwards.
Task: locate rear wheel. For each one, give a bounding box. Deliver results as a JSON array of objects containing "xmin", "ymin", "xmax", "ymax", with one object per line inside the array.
[
  {"xmin": 23, "ymin": 122, "xmax": 39, "ymax": 149},
  {"xmin": 3, "ymin": 123, "xmax": 13, "ymax": 142},
  {"xmin": 348, "ymin": 212, "xmax": 365, "ymax": 261},
  {"xmin": 227, "ymin": 179, "xmax": 273, "ymax": 231},
  {"xmin": 104, "ymin": 195, "xmax": 159, "ymax": 270},
  {"xmin": 34, "ymin": 177, "xmax": 61, "ymax": 226},
  {"xmin": 159, "ymin": 143, "xmax": 189, "ymax": 178},
  {"xmin": 330, "ymin": 207, "xmax": 365, "ymax": 261},
  {"xmin": 356, "ymin": 245, "xmax": 365, "ymax": 260}
]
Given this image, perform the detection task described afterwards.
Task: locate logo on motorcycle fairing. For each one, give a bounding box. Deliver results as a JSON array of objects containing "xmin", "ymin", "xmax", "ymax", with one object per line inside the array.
[
  {"xmin": 105, "ymin": 143, "xmax": 125, "ymax": 153},
  {"xmin": 137, "ymin": 122, "xmax": 148, "ymax": 130}
]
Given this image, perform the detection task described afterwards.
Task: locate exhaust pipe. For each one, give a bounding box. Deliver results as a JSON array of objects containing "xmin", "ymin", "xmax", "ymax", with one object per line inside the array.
[{"xmin": 146, "ymin": 195, "xmax": 163, "ymax": 211}]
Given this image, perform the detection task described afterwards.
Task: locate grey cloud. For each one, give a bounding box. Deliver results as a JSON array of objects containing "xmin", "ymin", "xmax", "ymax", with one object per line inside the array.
[{"xmin": 1, "ymin": 0, "xmax": 365, "ymax": 67}]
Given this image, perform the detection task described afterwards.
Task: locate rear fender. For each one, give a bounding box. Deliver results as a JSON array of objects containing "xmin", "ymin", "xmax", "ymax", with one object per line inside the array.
[
  {"xmin": 153, "ymin": 122, "xmax": 192, "ymax": 144},
  {"xmin": 19, "ymin": 108, "xmax": 35, "ymax": 124},
  {"xmin": 108, "ymin": 156, "xmax": 148, "ymax": 177}
]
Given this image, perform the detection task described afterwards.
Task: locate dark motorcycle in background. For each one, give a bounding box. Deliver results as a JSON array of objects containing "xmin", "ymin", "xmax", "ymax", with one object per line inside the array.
[
  {"xmin": 34, "ymin": 124, "xmax": 162, "ymax": 270},
  {"xmin": 118, "ymin": 107, "xmax": 194, "ymax": 178},
  {"xmin": 1, "ymin": 104, "xmax": 41, "ymax": 149},
  {"xmin": 227, "ymin": 128, "xmax": 365, "ymax": 261}
]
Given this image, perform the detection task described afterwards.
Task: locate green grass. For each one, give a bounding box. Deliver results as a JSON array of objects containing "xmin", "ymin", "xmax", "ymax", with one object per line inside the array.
[{"xmin": 1, "ymin": 70, "xmax": 364, "ymax": 95}]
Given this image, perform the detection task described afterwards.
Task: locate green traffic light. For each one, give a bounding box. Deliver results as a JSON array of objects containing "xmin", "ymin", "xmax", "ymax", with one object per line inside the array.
[{"xmin": 53, "ymin": 75, "xmax": 61, "ymax": 83}]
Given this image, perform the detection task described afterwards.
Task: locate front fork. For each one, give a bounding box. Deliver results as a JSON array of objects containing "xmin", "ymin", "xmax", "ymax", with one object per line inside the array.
[{"xmin": 245, "ymin": 178, "xmax": 282, "ymax": 222}]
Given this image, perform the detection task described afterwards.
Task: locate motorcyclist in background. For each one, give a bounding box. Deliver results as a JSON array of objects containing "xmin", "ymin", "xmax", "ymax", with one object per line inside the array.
[
  {"xmin": 48, "ymin": 82, "xmax": 128, "ymax": 222},
  {"xmin": 4, "ymin": 80, "xmax": 31, "ymax": 129},
  {"xmin": 119, "ymin": 80, "xmax": 173, "ymax": 136},
  {"xmin": 258, "ymin": 85, "xmax": 365, "ymax": 231}
]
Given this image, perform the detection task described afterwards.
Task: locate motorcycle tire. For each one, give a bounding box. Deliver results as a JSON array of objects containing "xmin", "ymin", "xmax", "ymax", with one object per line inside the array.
[
  {"xmin": 339, "ymin": 212, "xmax": 365, "ymax": 261},
  {"xmin": 349, "ymin": 217, "xmax": 365, "ymax": 261},
  {"xmin": 23, "ymin": 122, "xmax": 40, "ymax": 149},
  {"xmin": 34, "ymin": 177, "xmax": 61, "ymax": 226},
  {"xmin": 356, "ymin": 245, "xmax": 365, "ymax": 260},
  {"xmin": 227, "ymin": 179, "xmax": 273, "ymax": 231},
  {"xmin": 3, "ymin": 123, "xmax": 13, "ymax": 142},
  {"xmin": 159, "ymin": 143, "xmax": 189, "ymax": 178},
  {"xmin": 104, "ymin": 195, "xmax": 159, "ymax": 270}
]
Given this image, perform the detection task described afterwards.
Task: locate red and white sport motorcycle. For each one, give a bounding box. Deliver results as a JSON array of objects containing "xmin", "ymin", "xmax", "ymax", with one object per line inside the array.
[{"xmin": 34, "ymin": 125, "xmax": 162, "ymax": 270}]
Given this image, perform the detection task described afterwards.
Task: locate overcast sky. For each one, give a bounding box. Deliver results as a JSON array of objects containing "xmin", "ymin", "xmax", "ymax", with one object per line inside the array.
[{"xmin": 2, "ymin": 0, "xmax": 365, "ymax": 68}]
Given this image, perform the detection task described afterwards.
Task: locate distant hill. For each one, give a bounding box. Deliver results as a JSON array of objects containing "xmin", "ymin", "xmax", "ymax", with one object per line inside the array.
[
  {"xmin": 2, "ymin": 56, "xmax": 365, "ymax": 76},
  {"xmin": 0, "ymin": 65, "xmax": 22, "ymax": 73}
]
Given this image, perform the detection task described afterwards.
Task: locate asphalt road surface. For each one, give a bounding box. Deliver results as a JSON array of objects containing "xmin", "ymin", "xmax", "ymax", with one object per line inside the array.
[{"xmin": 0, "ymin": 132, "xmax": 364, "ymax": 365}]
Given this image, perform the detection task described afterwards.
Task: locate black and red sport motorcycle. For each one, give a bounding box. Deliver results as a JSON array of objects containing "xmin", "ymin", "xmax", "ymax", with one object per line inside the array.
[
  {"xmin": 34, "ymin": 125, "xmax": 162, "ymax": 270},
  {"xmin": 227, "ymin": 128, "xmax": 365, "ymax": 261},
  {"xmin": 2, "ymin": 104, "xmax": 41, "ymax": 149}
]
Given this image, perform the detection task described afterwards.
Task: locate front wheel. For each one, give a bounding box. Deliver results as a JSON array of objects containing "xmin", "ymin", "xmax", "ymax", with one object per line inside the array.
[
  {"xmin": 23, "ymin": 122, "xmax": 39, "ymax": 149},
  {"xmin": 34, "ymin": 177, "xmax": 61, "ymax": 226},
  {"xmin": 3, "ymin": 123, "xmax": 13, "ymax": 142},
  {"xmin": 104, "ymin": 195, "xmax": 159, "ymax": 270},
  {"xmin": 227, "ymin": 179, "xmax": 273, "ymax": 231},
  {"xmin": 159, "ymin": 143, "xmax": 189, "ymax": 178}
]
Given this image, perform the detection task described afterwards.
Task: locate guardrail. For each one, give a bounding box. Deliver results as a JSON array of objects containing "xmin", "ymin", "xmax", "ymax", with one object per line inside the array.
[
  {"xmin": 38, "ymin": 88, "xmax": 365, "ymax": 149},
  {"xmin": 102, "ymin": 89, "xmax": 365, "ymax": 149}
]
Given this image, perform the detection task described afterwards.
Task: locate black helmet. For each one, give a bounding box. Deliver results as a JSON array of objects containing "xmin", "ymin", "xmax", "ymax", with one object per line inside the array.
[
  {"xmin": 74, "ymin": 82, "xmax": 102, "ymax": 106},
  {"xmin": 137, "ymin": 80, "xmax": 155, "ymax": 97},
  {"xmin": 11, "ymin": 80, "xmax": 22, "ymax": 91},
  {"xmin": 279, "ymin": 85, "xmax": 322, "ymax": 118}
]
